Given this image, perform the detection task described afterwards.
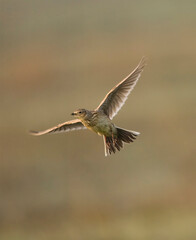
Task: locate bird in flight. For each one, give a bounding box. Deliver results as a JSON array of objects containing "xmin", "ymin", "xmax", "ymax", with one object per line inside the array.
[{"xmin": 30, "ymin": 57, "xmax": 146, "ymax": 156}]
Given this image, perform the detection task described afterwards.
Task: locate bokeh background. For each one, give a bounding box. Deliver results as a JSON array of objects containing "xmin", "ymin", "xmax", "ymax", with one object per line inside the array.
[{"xmin": 1, "ymin": 1, "xmax": 196, "ymax": 239}]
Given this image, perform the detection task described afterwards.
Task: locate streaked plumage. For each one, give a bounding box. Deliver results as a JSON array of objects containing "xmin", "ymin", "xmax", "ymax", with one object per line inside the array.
[{"xmin": 30, "ymin": 57, "xmax": 146, "ymax": 156}]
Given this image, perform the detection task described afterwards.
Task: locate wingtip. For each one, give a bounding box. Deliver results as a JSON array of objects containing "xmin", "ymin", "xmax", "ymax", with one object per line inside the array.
[
  {"xmin": 140, "ymin": 56, "xmax": 148, "ymax": 66},
  {"xmin": 29, "ymin": 130, "xmax": 39, "ymax": 136}
]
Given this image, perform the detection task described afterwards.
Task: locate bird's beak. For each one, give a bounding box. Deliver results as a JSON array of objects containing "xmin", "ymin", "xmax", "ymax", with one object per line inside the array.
[{"xmin": 71, "ymin": 112, "xmax": 76, "ymax": 116}]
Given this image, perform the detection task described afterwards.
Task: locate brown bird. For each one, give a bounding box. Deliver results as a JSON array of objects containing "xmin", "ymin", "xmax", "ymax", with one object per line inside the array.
[{"xmin": 30, "ymin": 57, "xmax": 146, "ymax": 156}]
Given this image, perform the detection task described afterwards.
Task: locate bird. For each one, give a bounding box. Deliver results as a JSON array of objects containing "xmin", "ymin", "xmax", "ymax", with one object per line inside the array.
[{"xmin": 30, "ymin": 57, "xmax": 146, "ymax": 156}]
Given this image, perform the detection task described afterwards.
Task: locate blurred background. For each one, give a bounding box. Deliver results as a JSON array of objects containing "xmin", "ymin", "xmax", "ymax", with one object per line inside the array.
[{"xmin": 1, "ymin": 0, "xmax": 196, "ymax": 239}]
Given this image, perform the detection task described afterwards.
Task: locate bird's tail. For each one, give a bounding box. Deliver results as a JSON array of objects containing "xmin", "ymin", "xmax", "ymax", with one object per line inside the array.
[{"xmin": 103, "ymin": 127, "xmax": 140, "ymax": 156}]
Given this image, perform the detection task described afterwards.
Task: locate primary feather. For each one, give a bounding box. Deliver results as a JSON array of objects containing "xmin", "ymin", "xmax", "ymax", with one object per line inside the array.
[
  {"xmin": 96, "ymin": 57, "xmax": 146, "ymax": 119},
  {"xmin": 30, "ymin": 119, "xmax": 86, "ymax": 136}
]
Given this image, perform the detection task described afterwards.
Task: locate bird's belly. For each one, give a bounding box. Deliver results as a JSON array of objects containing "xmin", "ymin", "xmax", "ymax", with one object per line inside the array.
[
  {"xmin": 91, "ymin": 122, "xmax": 116, "ymax": 136},
  {"xmin": 82, "ymin": 114, "xmax": 116, "ymax": 136},
  {"xmin": 92, "ymin": 124, "xmax": 110, "ymax": 135}
]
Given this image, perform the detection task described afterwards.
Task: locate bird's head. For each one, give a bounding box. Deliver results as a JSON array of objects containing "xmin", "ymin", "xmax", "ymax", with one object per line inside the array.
[{"xmin": 71, "ymin": 109, "xmax": 89, "ymax": 120}]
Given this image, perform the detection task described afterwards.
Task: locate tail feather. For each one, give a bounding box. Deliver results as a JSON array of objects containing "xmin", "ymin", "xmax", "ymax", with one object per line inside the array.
[
  {"xmin": 103, "ymin": 127, "xmax": 140, "ymax": 156},
  {"xmin": 114, "ymin": 139, "xmax": 121, "ymax": 151}
]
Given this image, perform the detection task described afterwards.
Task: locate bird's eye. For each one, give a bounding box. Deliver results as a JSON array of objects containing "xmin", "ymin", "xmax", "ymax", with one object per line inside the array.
[{"xmin": 79, "ymin": 111, "xmax": 81, "ymax": 114}]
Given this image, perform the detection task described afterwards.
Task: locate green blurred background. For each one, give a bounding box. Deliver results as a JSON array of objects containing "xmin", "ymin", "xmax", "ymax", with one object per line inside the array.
[{"xmin": 1, "ymin": 0, "xmax": 196, "ymax": 239}]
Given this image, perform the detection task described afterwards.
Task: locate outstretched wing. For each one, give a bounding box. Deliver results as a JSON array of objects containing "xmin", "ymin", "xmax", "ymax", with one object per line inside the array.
[
  {"xmin": 96, "ymin": 57, "xmax": 146, "ymax": 119},
  {"xmin": 30, "ymin": 119, "xmax": 86, "ymax": 136}
]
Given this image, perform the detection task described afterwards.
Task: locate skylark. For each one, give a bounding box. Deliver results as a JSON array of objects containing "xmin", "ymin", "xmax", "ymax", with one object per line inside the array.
[{"xmin": 30, "ymin": 57, "xmax": 146, "ymax": 156}]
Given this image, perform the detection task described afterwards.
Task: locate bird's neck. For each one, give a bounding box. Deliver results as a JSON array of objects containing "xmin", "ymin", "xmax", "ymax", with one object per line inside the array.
[{"xmin": 81, "ymin": 111, "xmax": 95, "ymax": 127}]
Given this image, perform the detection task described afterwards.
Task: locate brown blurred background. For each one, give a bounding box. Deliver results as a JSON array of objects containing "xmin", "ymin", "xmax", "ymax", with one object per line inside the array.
[{"xmin": 1, "ymin": 0, "xmax": 196, "ymax": 239}]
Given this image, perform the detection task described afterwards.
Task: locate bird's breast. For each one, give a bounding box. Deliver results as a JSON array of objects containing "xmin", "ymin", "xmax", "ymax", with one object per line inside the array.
[{"xmin": 82, "ymin": 113, "xmax": 116, "ymax": 136}]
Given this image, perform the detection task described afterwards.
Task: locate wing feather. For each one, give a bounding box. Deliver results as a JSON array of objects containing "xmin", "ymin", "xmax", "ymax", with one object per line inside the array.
[
  {"xmin": 96, "ymin": 57, "xmax": 146, "ymax": 119},
  {"xmin": 30, "ymin": 119, "xmax": 86, "ymax": 136}
]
